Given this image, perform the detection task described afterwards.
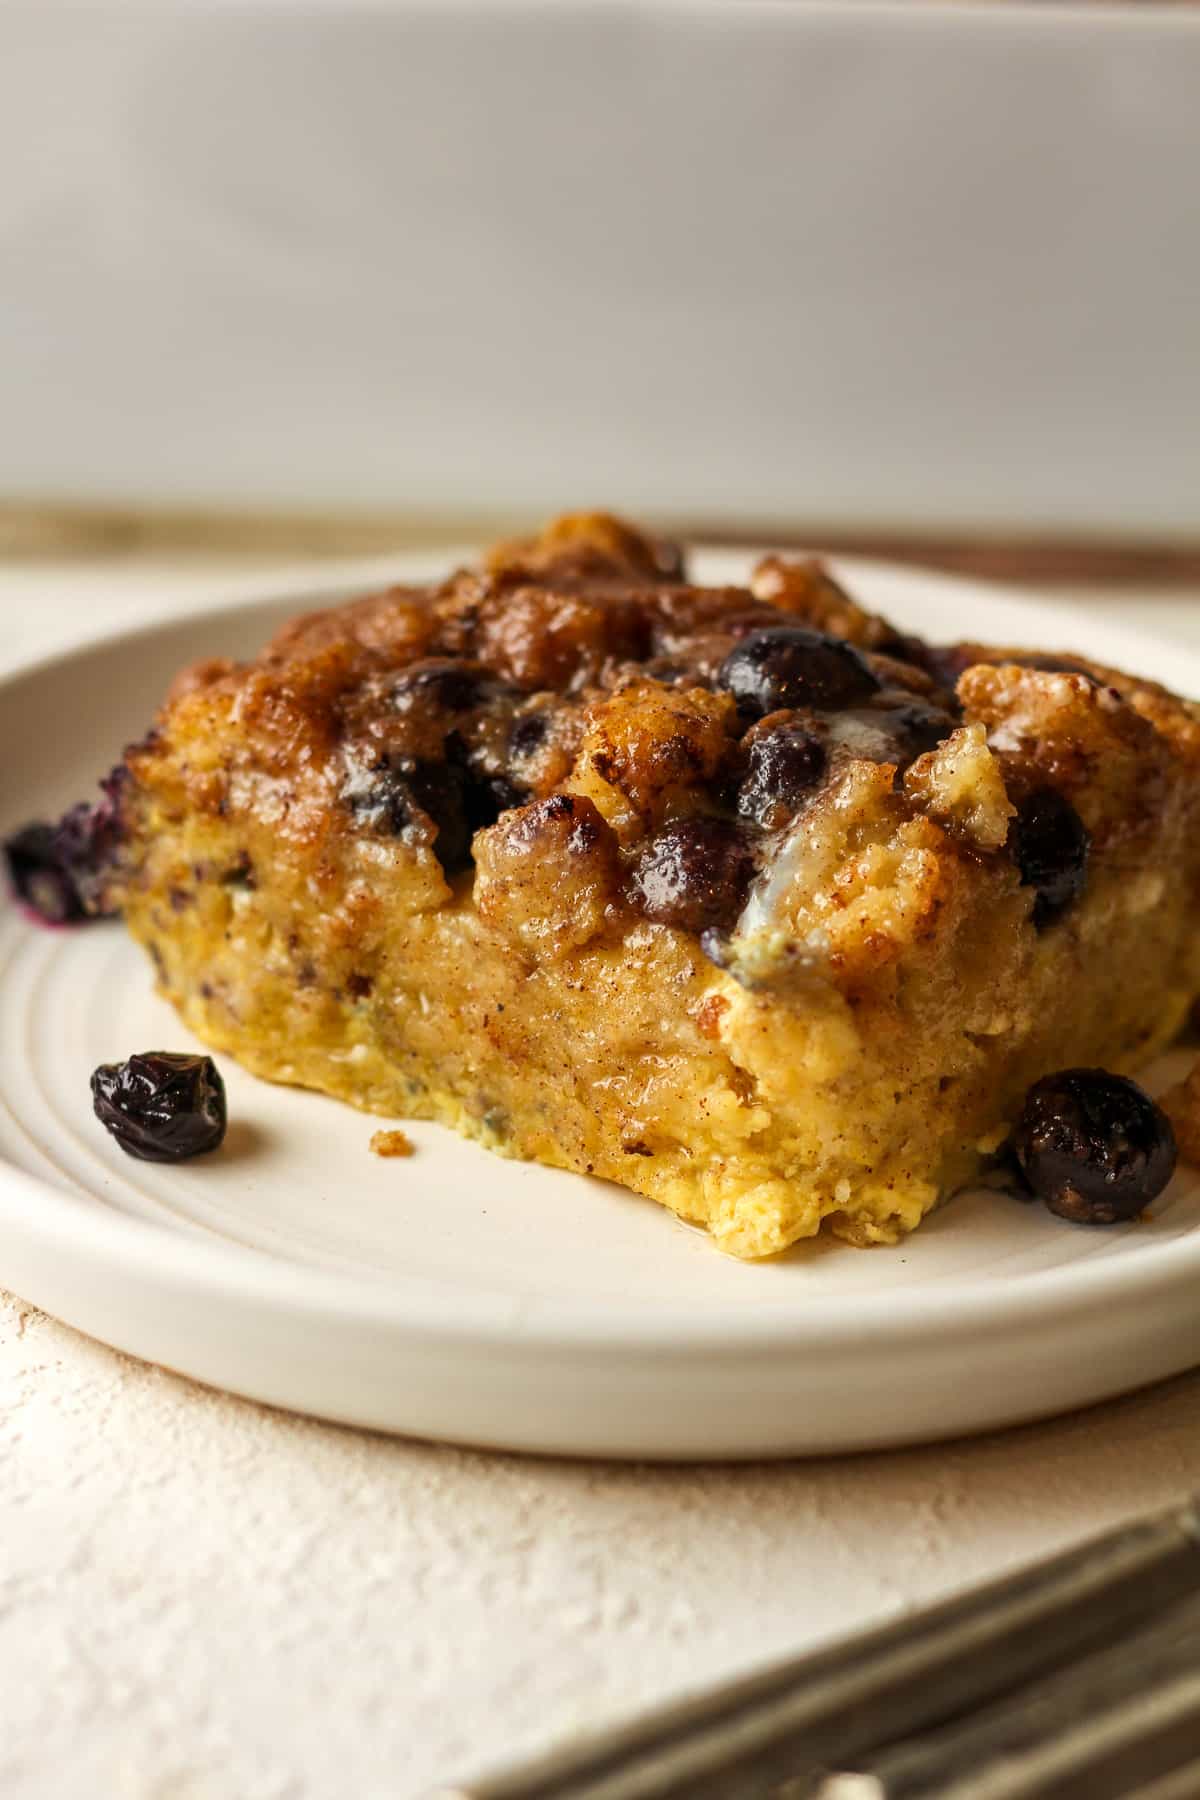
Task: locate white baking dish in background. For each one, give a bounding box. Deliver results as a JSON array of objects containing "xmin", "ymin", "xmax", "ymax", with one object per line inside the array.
[{"xmin": 2, "ymin": 1, "xmax": 1198, "ymax": 541}]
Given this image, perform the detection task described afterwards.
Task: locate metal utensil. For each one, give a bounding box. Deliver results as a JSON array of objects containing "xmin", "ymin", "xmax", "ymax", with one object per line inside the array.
[{"xmin": 432, "ymin": 1499, "xmax": 1200, "ymax": 1800}]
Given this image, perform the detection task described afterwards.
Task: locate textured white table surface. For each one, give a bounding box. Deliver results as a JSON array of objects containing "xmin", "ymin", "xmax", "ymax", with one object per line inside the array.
[{"xmin": 2, "ymin": 556, "xmax": 1200, "ymax": 1800}]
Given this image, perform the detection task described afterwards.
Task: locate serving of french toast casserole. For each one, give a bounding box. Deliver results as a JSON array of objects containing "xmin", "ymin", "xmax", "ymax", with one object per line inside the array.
[{"xmin": 79, "ymin": 513, "xmax": 1200, "ymax": 1257}]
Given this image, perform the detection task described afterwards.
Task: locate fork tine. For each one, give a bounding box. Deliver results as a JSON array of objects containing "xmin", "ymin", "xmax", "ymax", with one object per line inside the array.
[
  {"xmin": 817, "ymin": 1591, "xmax": 1200, "ymax": 1799},
  {"xmin": 434, "ymin": 1500, "xmax": 1200, "ymax": 1800}
]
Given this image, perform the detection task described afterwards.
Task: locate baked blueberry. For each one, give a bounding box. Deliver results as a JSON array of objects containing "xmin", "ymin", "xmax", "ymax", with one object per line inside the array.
[
  {"xmin": 1012, "ymin": 1068, "xmax": 1176, "ymax": 1224},
  {"xmin": 91, "ymin": 1052, "xmax": 227, "ymax": 1162},
  {"xmin": 1010, "ymin": 788, "xmax": 1090, "ymax": 927},
  {"xmin": 508, "ymin": 713, "xmax": 549, "ymax": 760},
  {"xmin": 402, "ymin": 761, "xmax": 473, "ymax": 870},
  {"xmin": 53, "ymin": 773, "xmax": 128, "ymax": 914},
  {"xmin": 351, "ymin": 757, "xmax": 472, "ymax": 870},
  {"xmin": 629, "ymin": 817, "xmax": 756, "ymax": 934},
  {"xmin": 718, "ymin": 627, "xmax": 880, "ymax": 719},
  {"xmin": 4, "ymin": 768, "xmax": 127, "ymax": 924},
  {"xmin": 465, "ymin": 772, "xmax": 528, "ymax": 830},
  {"xmin": 4, "ymin": 822, "xmax": 85, "ymax": 924},
  {"xmin": 874, "ymin": 698, "xmax": 957, "ymax": 761},
  {"xmin": 737, "ymin": 724, "xmax": 827, "ymax": 830},
  {"xmin": 390, "ymin": 658, "xmax": 493, "ymax": 713}
]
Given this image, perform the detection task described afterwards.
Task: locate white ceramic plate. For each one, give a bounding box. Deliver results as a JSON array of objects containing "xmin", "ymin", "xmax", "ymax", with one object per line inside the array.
[{"xmin": 2, "ymin": 555, "xmax": 1199, "ymax": 1460}]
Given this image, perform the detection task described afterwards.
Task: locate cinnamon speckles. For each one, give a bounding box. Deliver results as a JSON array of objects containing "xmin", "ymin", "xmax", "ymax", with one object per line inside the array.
[
  {"xmin": 473, "ymin": 793, "xmax": 622, "ymax": 954},
  {"xmin": 576, "ymin": 685, "xmax": 737, "ymax": 831}
]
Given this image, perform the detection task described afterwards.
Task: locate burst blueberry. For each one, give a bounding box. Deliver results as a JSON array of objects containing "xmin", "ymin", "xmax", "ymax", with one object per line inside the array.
[
  {"xmin": 3, "ymin": 766, "xmax": 127, "ymax": 925},
  {"xmin": 1010, "ymin": 788, "xmax": 1090, "ymax": 928},
  {"xmin": 737, "ymin": 724, "xmax": 827, "ymax": 830},
  {"xmin": 3, "ymin": 822, "xmax": 86, "ymax": 924}
]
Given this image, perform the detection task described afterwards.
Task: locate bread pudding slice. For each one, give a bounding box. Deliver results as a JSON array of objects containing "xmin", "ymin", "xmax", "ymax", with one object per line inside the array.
[{"xmin": 91, "ymin": 515, "xmax": 1200, "ymax": 1258}]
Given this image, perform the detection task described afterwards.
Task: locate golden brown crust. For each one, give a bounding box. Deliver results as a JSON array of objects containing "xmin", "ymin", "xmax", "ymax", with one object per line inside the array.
[
  {"xmin": 474, "ymin": 792, "xmax": 621, "ymax": 956},
  {"xmin": 483, "ymin": 509, "xmax": 686, "ymax": 588},
  {"xmin": 751, "ymin": 554, "xmax": 911, "ymax": 653}
]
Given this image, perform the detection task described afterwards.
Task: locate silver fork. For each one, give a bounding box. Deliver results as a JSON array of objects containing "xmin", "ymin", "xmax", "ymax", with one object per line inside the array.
[{"xmin": 432, "ymin": 1500, "xmax": 1200, "ymax": 1800}]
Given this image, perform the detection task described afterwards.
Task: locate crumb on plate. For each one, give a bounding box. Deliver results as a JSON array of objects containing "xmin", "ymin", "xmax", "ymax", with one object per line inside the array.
[{"xmin": 370, "ymin": 1127, "xmax": 415, "ymax": 1159}]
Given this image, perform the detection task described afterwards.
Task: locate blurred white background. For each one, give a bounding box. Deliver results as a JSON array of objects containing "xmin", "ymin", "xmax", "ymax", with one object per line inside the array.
[{"xmin": 3, "ymin": 1, "xmax": 1199, "ymax": 544}]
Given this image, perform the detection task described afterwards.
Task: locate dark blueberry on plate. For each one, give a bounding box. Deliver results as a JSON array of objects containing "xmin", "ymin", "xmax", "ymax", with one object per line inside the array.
[
  {"xmin": 53, "ymin": 770, "xmax": 128, "ymax": 913},
  {"xmin": 737, "ymin": 723, "xmax": 827, "ymax": 830},
  {"xmin": 3, "ymin": 821, "xmax": 86, "ymax": 924},
  {"xmin": 629, "ymin": 817, "xmax": 756, "ymax": 935},
  {"xmin": 4, "ymin": 766, "xmax": 128, "ymax": 925},
  {"xmin": 1009, "ymin": 788, "xmax": 1090, "ymax": 928},
  {"xmin": 1012, "ymin": 1068, "xmax": 1176, "ymax": 1224},
  {"xmin": 91, "ymin": 1052, "xmax": 227, "ymax": 1163},
  {"xmin": 718, "ymin": 627, "xmax": 880, "ymax": 719}
]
